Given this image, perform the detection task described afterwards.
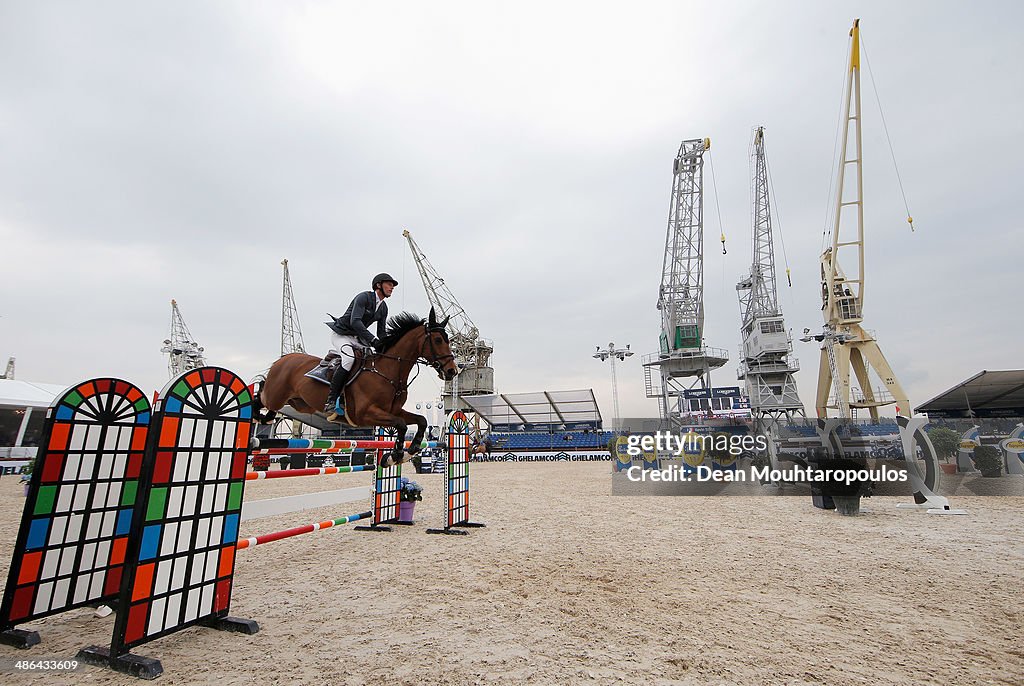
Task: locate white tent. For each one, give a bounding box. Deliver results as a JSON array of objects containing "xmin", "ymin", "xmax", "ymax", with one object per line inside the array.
[{"xmin": 0, "ymin": 379, "xmax": 67, "ymax": 409}]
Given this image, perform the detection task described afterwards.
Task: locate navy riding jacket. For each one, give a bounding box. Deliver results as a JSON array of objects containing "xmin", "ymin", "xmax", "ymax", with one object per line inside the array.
[{"xmin": 327, "ymin": 291, "xmax": 387, "ymax": 346}]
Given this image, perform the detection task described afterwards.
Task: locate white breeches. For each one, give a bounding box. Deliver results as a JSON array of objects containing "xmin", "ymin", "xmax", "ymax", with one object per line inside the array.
[{"xmin": 329, "ymin": 334, "xmax": 366, "ymax": 371}]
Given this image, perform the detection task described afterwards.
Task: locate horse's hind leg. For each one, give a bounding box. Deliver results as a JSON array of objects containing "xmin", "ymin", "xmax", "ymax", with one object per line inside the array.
[{"xmin": 252, "ymin": 381, "xmax": 277, "ymax": 424}]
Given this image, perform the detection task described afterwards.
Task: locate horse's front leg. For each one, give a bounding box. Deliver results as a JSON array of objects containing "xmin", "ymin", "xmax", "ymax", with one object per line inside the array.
[
  {"xmin": 395, "ymin": 409, "xmax": 428, "ymax": 455},
  {"xmin": 361, "ymin": 407, "xmax": 408, "ymax": 468}
]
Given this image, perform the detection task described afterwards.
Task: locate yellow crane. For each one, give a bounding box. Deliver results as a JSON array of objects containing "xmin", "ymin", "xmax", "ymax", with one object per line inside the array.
[{"xmin": 810, "ymin": 19, "xmax": 911, "ymax": 420}]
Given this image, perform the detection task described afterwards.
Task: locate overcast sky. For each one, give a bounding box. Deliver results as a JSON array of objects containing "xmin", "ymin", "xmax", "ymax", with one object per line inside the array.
[{"xmin": 2, "ymin": 1, "xmax": 1021, "ymax": 423}]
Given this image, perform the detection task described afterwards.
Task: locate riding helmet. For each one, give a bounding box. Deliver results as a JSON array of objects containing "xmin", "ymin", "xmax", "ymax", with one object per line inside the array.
[{"xmin": 372, "ymin": 273, "xmax": 398, "ymax": 289}]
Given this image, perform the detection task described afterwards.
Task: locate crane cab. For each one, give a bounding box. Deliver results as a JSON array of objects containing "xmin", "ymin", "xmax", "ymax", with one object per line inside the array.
[{"xmin": 742, "ymin": 316, "xmax": 789, "ymax": 360}]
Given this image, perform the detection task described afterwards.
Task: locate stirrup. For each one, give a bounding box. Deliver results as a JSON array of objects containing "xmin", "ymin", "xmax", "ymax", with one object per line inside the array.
[{"xmin": 325, "ymin": 398, "xmax": 345, "ymax": 422}]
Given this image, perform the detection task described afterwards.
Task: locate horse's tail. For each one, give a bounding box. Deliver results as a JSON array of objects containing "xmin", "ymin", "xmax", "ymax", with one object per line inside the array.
[{"xmin": 251, "ymin": 377, "xmax": 277, "ymax": 425}]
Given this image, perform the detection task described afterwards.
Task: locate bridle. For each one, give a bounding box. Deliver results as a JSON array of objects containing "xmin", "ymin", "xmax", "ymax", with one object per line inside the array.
[
  {"xmin": 419, "ymin": 324, "xmax": 455, "ymax": 376},
  {"xmin": 362, "ymin": 324, "xmax": 454, "ymax": 396}
]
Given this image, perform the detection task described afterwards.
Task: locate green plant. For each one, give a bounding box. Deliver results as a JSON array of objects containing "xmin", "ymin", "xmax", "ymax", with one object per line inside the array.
[
  {"xmin": 399, "ymin": 477, "xmax": 423, "ymax": 502},
  {"xmin": 927, "ymin": 427, "xmax": 961, "ymax": 463},
  {"xmin": 749, "ymin": 452, "xmax": 770, "ymax": 469},
  {"xmin": 972, "ymin": 444, "xmax": 1002, "ymax": 476},
  {"xmin": 20, "ymin": 456, "xmax": 36, "ymax": 482}
]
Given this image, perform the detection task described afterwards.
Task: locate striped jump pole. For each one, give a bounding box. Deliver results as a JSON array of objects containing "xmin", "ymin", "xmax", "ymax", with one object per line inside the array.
[
  {"xmin": 236, "ymin": 511, "xmax": 373, "ymax": 550},
  {"xmin": 245, "ymin": 465, "xmax": 373, "ymax": 480},
  {"xmin": 250, "ymin": 438, "xmax": 441, "ymax": 452},
  {"xmin": 241, "ymin": 430, "xmax": 406, "ymax": 533}
]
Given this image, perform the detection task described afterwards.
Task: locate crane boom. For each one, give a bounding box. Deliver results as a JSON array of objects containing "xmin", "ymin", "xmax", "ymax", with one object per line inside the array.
[
  {"xmin": 811, "ymin": 18, "xmax": 909, "ymax": 420},
  {"xmin": 658, "ymin": 138, "xmax": 712, "ymax": 351},
  {"xmin": 402, "ymin": 230, "xmax": 494, "ymax": 398},
  {"xmin": 160, "ymin": 300, "xmax": 206, "ymax": 379},
  {"xmin": 642, "ymin": 137, "xmax": 729, "ymax": 425},
  {"xmin": 736, "ymin": 127, "xmax": 804, "ymax": 426},
  {"xmin": 280, "ymin": 259, "xmax": 305, "ymax": 355},
  {"xmin": 740, "ymin": 127, "xmax": 779, "ymax": 326}
]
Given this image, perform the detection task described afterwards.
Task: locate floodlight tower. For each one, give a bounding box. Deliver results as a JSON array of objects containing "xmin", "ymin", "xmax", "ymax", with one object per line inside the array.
[
  {"xmin": 403, "ymin": 229, "xmax": 494, "ymax": 409},
  {"xmin": 643, "ymin": 138, "xmax": 728, "ymax": 426},
  {"xmin": 807, "ymin": 19, "xmax": 910, "ymax": 420},
  {"xmin": 593, "ymin": 342, "xmax": 634, "ymax": 431},
  {"xmin": 160, "ymin": 299, "xmax": 206, "ymax": 378},
  {"xmin": 280, "ymin": 259, "xmax": 305, "ymax": 355},
  {"xmin": 736, "ymin": 127, "xmax": 804, "ymax": 425}
]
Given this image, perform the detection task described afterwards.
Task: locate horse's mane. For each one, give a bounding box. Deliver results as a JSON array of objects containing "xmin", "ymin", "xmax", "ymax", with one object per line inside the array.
[{"xmin": 379, "ymin": 312, "xmax": 425, "ymax": 352}]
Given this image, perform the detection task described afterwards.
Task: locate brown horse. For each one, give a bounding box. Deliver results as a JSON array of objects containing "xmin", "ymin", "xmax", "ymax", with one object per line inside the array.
[{"xmin": 256, "ymin": 308, "xmax": 458, "ymax": 466}]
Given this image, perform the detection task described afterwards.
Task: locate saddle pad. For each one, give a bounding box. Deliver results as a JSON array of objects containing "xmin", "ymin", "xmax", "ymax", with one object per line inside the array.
[{"xmin": 303, "ymin": 363, "xmax": 331, "ymax": 385}]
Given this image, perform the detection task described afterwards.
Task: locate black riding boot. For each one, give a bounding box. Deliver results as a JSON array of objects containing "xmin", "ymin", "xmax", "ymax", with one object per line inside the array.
[{"xmin": 324, "ymin": 367, "xmax": 350, "ymax": 415}]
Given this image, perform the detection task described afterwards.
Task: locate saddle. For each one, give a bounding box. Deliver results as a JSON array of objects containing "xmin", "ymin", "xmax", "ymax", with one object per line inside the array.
[{"xmin": 303, "ymin": 351, "xmax": 366, "ymax": 388}]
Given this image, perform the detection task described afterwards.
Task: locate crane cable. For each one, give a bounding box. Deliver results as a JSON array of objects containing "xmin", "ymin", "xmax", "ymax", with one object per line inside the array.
[
  {"xmin": 763, "ymin": 149, "xmax": 793, "ymax": 289},
  {"xmin": 861, "ymin": 36, "xmax": 915, "ymax": 232},
  {"xmin": 707, "ymin": 151, "xmax": 729, "ymax": 298},
  {"xmin": 708, "ymin": 151, "xmax": 728, "ymax": 256}
]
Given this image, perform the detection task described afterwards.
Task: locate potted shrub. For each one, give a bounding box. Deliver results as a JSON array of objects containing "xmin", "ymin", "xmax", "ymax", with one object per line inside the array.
[
  {"xmin": 972, "ymin": 444, "xmax": 1003, "ymax": 478},
  {"xmin": 20, "ymin": 456, "xmax": 36, "ymax": 497},
  {"xmin": 750, "ymin": 451, "xmax": 771, "ymax": 484},
  {"xmin": 926, "ymin": 427, "xmax": 960, "ymax": 475},
  {"xmin": 398, "ymin": 477, "xmax": 423, "ymax": 522},
  {"xmin": 817, "ymin": 457, "xmax": 873, "ymax": 516}
]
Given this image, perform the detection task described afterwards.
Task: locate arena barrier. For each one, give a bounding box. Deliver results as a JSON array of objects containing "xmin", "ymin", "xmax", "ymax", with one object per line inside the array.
[{"xmin": 0, "ymin": 367, "xmax": 477, "ymax": 678}]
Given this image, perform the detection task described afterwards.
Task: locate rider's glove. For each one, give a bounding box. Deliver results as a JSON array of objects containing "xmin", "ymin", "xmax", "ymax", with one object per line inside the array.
[{"xmin": 371, "ymin": 338, "xmax": 384, "ymax": 352}]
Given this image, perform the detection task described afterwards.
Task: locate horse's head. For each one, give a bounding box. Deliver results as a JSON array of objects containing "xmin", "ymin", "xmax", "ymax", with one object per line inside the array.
[{"xmin": 424, "ymin": 307, "xmax": 458, "ymax": 381}]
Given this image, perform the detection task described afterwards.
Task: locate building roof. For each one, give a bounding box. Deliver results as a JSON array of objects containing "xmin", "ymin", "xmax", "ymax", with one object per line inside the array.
[
  {"xmin": 0, "ymin": 379, "xmax": 68, "ymax": 409},
  {"xmin": 916, "ymin": 370, "xmax": 1024, "ymax": 418},
  {"xmin": 461, "ymin": 389, "xmax": 602, "ymax": 429}
]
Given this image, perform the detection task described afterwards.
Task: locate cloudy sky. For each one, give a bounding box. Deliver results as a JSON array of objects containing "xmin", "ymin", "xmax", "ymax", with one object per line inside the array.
[{"xmin": 2, "ymin": 1, "xmax": 1021, "ymax": 422}]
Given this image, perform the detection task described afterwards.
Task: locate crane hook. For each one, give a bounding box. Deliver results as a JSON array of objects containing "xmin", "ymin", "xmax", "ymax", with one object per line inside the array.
[{"xmin": 720, "ymin": 233, "xmax": 727, "ymax": 255}]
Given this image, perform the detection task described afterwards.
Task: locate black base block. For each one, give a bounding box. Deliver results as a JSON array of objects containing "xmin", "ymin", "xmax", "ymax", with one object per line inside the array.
[
  {"xmin": 425, "ymin": 527, "xmax": 469, "ymax": 535},
  {"xmin": 353, "ymin": 524, "xmax": 393, "ymax": 532},
  {"xmin": 0, "ymin": 628, "xmax": 41, "ymax": 649},
  {"xmin": 200, "ymin": 615, "xmax": 260, "ymax": 634},
  {"xmin": 77, "ymin": 645, "xmax": 163, "ymax": 680}
]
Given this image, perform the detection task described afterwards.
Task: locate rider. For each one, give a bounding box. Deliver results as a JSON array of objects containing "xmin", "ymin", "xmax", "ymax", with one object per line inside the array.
[{"xmin": 324, "ymin": 273, "xmax": 398, "ymax": 419}]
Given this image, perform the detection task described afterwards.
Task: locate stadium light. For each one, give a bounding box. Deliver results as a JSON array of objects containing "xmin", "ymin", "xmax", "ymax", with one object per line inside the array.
[{"xmin": 593, "ymin": 342, "xmax": 633, "ymax": 432}]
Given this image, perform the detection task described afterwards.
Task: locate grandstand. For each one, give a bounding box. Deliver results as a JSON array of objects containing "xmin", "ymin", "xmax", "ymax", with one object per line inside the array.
[
  {"xmin": 461, "ymin": 389, "xmax": 615, "ymax": 453},
  {"xmin": 487, "ymin": 429, "xmax": 616, "ymax": 451}
]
